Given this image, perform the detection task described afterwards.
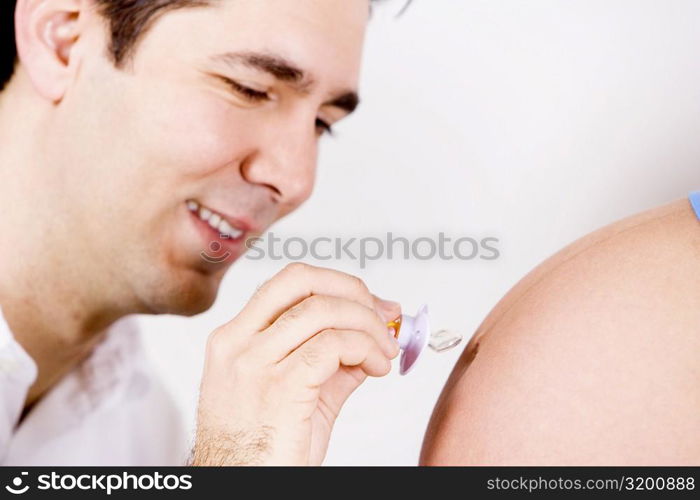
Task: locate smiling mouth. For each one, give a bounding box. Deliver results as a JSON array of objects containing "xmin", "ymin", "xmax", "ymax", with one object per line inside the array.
[{"xmin": 186, "ymin": 199, "xmax": 245, "ymax": 239}]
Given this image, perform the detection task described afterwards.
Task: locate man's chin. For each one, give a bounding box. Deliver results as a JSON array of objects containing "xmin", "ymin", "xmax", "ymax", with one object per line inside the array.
[{"xmin": 141, "ymin": 270, "xmax": 223, "ymax": 317}]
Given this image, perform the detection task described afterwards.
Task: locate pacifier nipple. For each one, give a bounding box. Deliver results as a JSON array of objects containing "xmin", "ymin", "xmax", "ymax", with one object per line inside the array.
[{"xmin": 428, "ymin": 329, "xmax": 463, "ymax": 352}]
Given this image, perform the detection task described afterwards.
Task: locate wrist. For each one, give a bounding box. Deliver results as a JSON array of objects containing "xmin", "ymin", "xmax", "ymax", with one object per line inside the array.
[{"xmin": 191, "ymin": 425, "xmax": 275, "ymax": 466}]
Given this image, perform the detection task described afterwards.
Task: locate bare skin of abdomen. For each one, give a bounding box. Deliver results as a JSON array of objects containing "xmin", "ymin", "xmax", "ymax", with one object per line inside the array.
[{"xmin": 420, "ymin": 198, "xmax": 700, "ymax": 465}]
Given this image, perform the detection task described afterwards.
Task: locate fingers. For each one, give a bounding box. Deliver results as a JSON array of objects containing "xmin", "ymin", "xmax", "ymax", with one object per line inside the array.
[
  {"xmin": 233, "ymin": 263, "xmax": 384, "ymax": 332},
  {"xmin": 281, "ymin": 329, "xmax": 393, "ymax": 387},
  {"xmin": 317, "ymin": 366, "xmax": 368, "ymax": 415},
  {"xmin": 259, "ymin": 295, "xmax": 400, "ymax": 362}
]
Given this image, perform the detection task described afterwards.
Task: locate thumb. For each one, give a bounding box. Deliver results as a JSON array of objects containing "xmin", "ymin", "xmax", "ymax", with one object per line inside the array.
[{"xmin": 319, "ymin": 366, "xmax": 368, "ymax": 416}]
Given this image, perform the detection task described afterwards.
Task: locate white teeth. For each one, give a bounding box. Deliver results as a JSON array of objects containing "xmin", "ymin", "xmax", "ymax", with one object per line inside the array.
[
  {"xmin": 219, "ymin": 220, "xmax": 243, "ymax": 239},
  {"xmin": 208, "ymin": 213, "xmax": 221, "ymax": 228},
  {"xmin": 218, "ymin": 219, "xmax": 234, "ymax": 237},
  {"xmin": 199, "ymin": 207, "xmax": 212, "ymax": 221},
  {"xmin": 189, "ymin": 200, "xmax": 244, "ymax": 239}
]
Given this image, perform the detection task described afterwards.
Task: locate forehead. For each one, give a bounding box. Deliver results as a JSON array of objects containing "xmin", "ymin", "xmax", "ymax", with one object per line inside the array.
[{"xmin": 133, "ymin": 0, "xmax": 370, "ymax": 91}]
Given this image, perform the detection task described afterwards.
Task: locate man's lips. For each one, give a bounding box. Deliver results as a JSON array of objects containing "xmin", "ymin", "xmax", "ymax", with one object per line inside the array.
[{"xmin": 186, "ymin": 199, "xmax": 256, "ymax": 239}]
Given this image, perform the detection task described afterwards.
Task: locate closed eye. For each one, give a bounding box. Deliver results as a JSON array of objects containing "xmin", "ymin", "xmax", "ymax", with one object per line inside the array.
[
  {"xmin": 219, "ymin": 76, "xmax": 270, "ymax": 103},
  {"xmin": 217, "ymin": 76, "xmax": 334, "ymax": 137}
]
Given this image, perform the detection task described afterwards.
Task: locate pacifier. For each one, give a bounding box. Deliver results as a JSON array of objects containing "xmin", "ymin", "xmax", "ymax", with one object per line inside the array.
[{"xmin": 387, "ymin": 304, "xmax": 464, "ymax": 375}]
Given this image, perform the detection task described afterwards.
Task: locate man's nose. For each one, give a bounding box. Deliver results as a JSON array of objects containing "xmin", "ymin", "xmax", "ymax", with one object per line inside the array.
[{"xmin": 239, "ymin": 119, "xmax": 317, "ymax": 211}]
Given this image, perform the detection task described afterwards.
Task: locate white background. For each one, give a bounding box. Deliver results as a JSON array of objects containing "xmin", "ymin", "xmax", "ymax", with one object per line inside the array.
[{"xmin": 137, "ymin": 0, "xmax": 700, "ymax": 465}]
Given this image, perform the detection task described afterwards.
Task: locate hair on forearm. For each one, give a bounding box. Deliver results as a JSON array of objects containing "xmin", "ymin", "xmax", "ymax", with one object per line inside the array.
[{"xmin": 189, "ymin": 425, "xmax": 275, "ymax": 466}]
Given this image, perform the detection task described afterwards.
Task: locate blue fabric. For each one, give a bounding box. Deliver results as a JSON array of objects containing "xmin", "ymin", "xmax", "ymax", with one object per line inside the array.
[{"xmin": 690, "ymin": 191, "xmax": 700, "ymax": 221}]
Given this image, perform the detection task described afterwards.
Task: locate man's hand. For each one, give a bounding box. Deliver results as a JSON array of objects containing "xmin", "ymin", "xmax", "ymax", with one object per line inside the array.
[{"xmin": 190, "ymin": 263, "xmax": 401, "ymax": 466}]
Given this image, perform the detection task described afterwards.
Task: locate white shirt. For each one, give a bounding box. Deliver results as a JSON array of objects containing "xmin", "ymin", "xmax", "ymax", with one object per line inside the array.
[{"xmin": 0, "ymin": 307, "xmax": 191, "ymax": 465}]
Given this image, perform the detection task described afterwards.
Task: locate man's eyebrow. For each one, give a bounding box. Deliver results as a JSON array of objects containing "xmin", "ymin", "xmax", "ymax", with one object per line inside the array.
[
  {"xmin": 212, "ymin": 51, "xmax": 313, "ymax": 90},
  {"xmin": 211, "ymin": 50, "xmax": 360, "ymax": 114}
]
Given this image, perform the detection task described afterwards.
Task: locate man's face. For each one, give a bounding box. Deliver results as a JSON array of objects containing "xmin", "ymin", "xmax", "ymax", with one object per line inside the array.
[{"xmin": 49, "ymin": 0, "xmax": 369, "ymax": 315}]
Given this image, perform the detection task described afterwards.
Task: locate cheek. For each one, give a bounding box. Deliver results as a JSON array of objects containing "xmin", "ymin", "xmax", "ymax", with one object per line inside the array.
[
  {"xmin": 130, "ymin": 80, "xmax": 247, "ymax": 180},
  {"xmin": 62, "ymin": 78, "xmax": 252, "ymax": 236}
]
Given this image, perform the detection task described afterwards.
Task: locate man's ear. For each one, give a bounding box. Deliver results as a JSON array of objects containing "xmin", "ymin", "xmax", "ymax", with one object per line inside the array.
[{"xmin": 14, "ymin": 0, "xmax": 87, "ymax": 102}]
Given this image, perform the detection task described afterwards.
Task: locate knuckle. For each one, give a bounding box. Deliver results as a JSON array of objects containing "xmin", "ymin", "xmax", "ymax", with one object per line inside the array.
[
  {"xmin": 205, "ymin": 327, "xmax": 230, "ymax": 356},
  {"xmin": 347, "ymin": 273, "xmax": 370, "ymax": 296},
  {"xmin": 282, "ymin": 261, "xmax": 311, "ymax": 278},
  {"xmin": 276, "ymin": 301, "xmax": 305, "ymax": 327},
  {"xmin": 253, "ymin": 263, "xmax": 310, "ymax": 300},
  {"xmin": 318, "ymin": 328, "xmax": 337, "ymax": 342},
  {"xmin": 298, "ymin": 329, "xmax": 336, "ymax": 369},
  {"xmin": 298, "ymin": 346, "xmax": 321, "ymax": 369},
  {"xmin": 302, "ymin": 294, "xmax": 333, "ymax": 314}
]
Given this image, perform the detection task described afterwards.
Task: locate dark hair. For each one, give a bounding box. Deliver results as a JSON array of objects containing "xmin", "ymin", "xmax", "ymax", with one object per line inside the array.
[
  {"xmin": 1, "ymin": 1, "xmax": 17, "ymax": 91},
  {"xmin": 0, "ymin": 0, "xmax": 401, "ymax": 92},
  {"xmin": 1, "ymin": 0, "xmax": 212, "ymax": 91}
]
